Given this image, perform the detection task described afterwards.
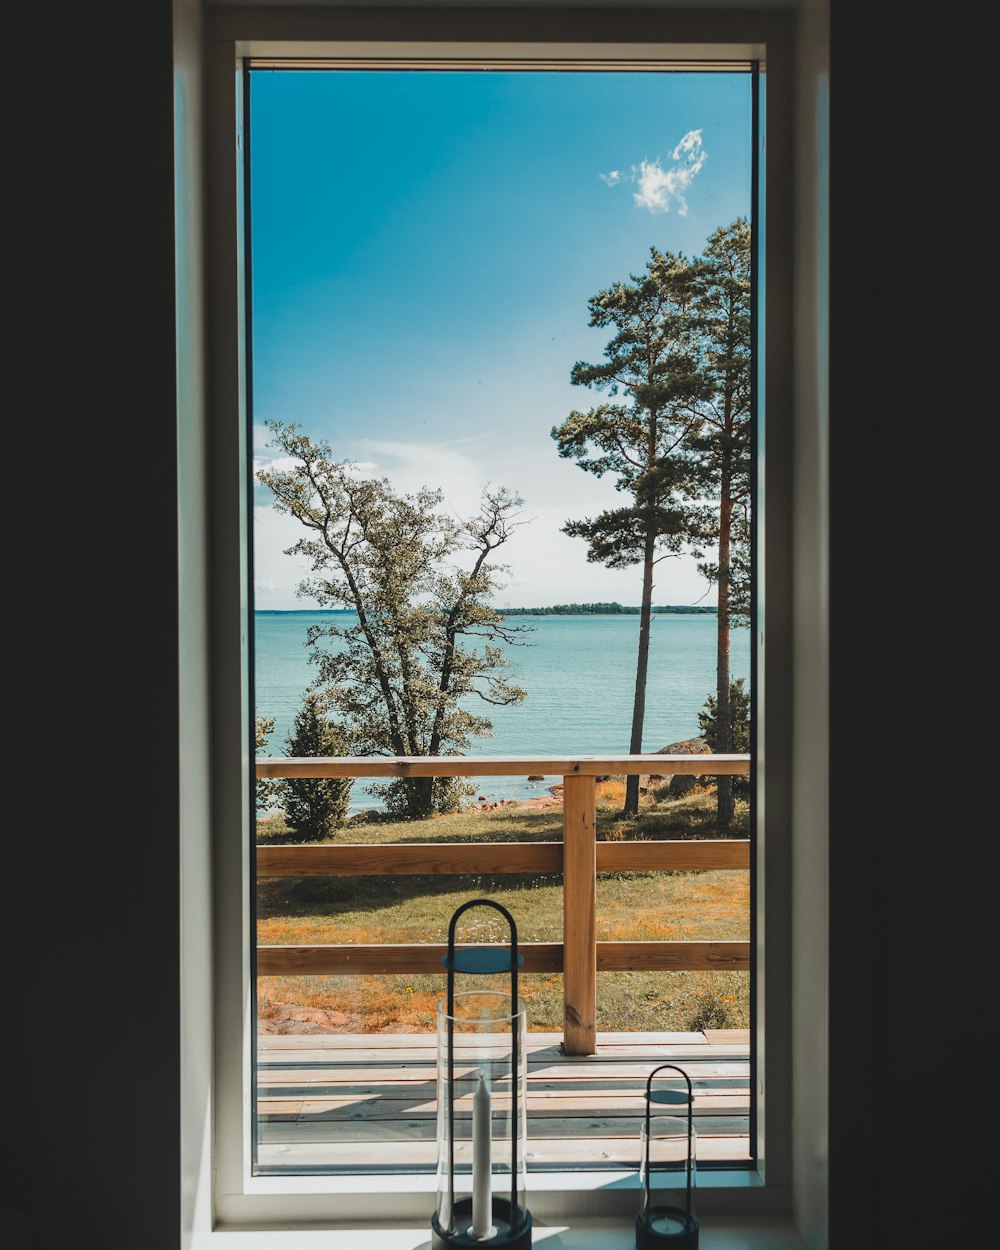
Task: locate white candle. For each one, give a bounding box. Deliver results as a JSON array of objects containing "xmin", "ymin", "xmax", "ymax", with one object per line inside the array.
[{"xmin": 471, "ymin": 1067, "xmax": 493, "ymax": 1239}]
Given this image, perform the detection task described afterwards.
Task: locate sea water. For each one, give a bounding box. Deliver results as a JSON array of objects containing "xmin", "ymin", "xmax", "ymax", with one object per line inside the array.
[{"xmin": 254, "ymin": 610, "xmax": 751, "ymax": 812}]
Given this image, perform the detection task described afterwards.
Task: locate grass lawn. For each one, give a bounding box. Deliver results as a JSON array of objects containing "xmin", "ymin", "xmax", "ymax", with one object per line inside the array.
[{"xmin": 256, "ymin": 781, "xmax": 750, "ymax": 1034}]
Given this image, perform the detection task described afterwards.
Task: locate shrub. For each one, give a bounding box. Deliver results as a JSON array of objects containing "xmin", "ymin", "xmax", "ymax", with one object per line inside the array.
[
  {"xmin": 254, "ymin": 715, "xmax": 282, "ymax": 811},
  {"xmin": 687, "ymin": 990, "xmax": 738, "ymax": 1031},
  {"xmin": 371, "ymin": 775, "xmax": 475, "ymax": 819},
  {"xmin": 280, "ymin": 693, "xmax": 352, "ymax": 841},
  {"xmin": 698, "ymin": 676, "xmax": 751, "ymax": 798}
]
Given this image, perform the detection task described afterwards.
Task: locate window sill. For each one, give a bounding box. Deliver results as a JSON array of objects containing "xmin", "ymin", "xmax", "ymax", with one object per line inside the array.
[
  {"xmin": 210, "ymin": 1170, "xmax": 799, "ymax": 1248},
  {"xmin": 220, "ymin": 1169, "xmax": 784, "ymax": 1234},
  {"xmin": 195, "ymin": 1216, "xmax": 805, "ymax": 1249},
  {"xmin": 244, "ymin": 1167, "xmax": 758, "ymax": 1195}
]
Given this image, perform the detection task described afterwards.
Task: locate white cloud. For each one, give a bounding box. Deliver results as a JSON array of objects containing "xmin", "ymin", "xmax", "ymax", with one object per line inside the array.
[
  {"xmin": 253, "ymin": 424, "xmax": 382, "ymax": 482},
  {"xmin": 251, "ymin": 425, "xmax": 502, "ymax": 520},
  {"xmin": 252, "ymin": 422, "xmax": 276, "ymax": 456},
  {"xmin": 352, "ymin": 437, "xmax": 494, "ymax": 518},
  {"xmin": 250, "ymin": 430, "xmax": 716, "ymax": 611},
  {"xmin": 496, "ymin": 503, "xmax": 713, "ymax": 609},
  {"xmin": 251, "ymin": 495, "xmax": 712, "ymax": 612},
  {"xmin": 253, "ymin": 505, "xmax": 319, "ymax": 607},
  {"xmin": 254, "ymin": 452, "xmax": 299, "ymax": 477},
  {"xmin": 672, "ymin": 129, "xmax": 704, "ymax": 161},
  {"xmin": 600, "ymin": 128, "xmax": 707, "ymax": 216}
]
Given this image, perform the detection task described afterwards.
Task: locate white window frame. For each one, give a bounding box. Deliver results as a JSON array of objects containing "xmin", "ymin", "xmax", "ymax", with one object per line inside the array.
[{"xmin": 199, "ymin": 5, "xmax": 801, "ymax": 1243}]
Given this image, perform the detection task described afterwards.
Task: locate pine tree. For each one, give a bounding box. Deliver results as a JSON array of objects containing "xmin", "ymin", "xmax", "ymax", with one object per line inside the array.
[
  {"xmin": 552, "ymin": 248, "xmax": 704, "ymax": 816},
  {"xmin": 698, "ymin": 677, "xmax": 751, "ymax": 803},
  {"xmin": 686, "ymin": 219, "xmax": 753, "ymax": 826},
  {"xmin": 280, "ymin": 693, "xmax": 352, "ymax": 841}
]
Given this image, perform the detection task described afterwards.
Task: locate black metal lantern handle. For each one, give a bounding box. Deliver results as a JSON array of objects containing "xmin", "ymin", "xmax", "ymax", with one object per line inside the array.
[
  {"xmin": 643, "ymin": 1063, "xmax": 695, "ymax": 1218},
  {"xmin": 445, "ymin": 897, "xmax": 520, "ymax": 1020},
  {"xmin": 443, "ymin": 899, "xmax": 522, "ymax": 1236}
]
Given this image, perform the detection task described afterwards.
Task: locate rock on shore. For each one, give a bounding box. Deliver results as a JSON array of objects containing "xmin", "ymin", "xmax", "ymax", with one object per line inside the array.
[{"xmin": 654, "ymin": 736, "xmax": 713, "ymax": 796}]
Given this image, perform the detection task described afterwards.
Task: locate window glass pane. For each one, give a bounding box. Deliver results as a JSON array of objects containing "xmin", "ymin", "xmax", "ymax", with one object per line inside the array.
[{"xmin": 248, "ymin": 64, "xmax": 755, "ymax": 1179}]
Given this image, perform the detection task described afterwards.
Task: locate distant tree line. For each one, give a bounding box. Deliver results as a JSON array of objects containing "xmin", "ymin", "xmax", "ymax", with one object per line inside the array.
[{"xmin": 497, "ymin": 602, "xmax": 716, "ymax": 616}]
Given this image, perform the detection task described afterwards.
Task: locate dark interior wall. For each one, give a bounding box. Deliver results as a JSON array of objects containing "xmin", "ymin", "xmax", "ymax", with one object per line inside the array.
[
  {"xmin": 828, "ymin": 2, "xmax": 990, "ymax": 1246},
  {"xmin": 4, "ymin": 2, "xmax": 181, "ymax": 1248},
  {"xmin": 1, "ymin": 2, "xmax": 991, "ymax": 1248}
]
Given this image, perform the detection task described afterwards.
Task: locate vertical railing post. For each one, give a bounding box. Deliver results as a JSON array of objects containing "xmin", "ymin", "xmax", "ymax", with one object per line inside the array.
[{"xmin": 562, "ymin": 773, "xmax": 597, "ymax": 1055}]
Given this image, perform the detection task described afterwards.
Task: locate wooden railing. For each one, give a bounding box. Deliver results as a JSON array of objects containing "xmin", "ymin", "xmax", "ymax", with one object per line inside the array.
[{"xmin": 255, "ymin": 754, "xmax": 751, "ymax": 1054}]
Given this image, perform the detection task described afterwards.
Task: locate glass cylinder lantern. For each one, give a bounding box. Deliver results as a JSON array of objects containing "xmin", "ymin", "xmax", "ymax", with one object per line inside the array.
[
  {"xmin": 636, "ymin": 1064, "xmax": 699, "ymax": 1249},
  {"xmin": 432, "ymin": 899, "xmax": 532, "ymax": 1249}
]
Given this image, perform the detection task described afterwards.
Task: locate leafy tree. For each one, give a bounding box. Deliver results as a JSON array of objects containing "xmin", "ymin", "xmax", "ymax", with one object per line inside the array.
[
  {"xmin": 698, "ymin": 677, "xmax": 751, "ymax": 801},
  {"xmin": 551, "ymin": 248, "xmax": 705, "ymax": 816},
  {"xmin": 685, "ymin": 219, "xmax": 753, "ymax": 825},
  {"xmin": 257, "ymin": 420, "xmax": 530, "ymax": 819},
  {"xmin": 281, "ymin": 692, "xmax": 352, "ymax": 840},
  {"xmin": 254, "ymin": 715, "xmax": 282, "ymax": 811}
]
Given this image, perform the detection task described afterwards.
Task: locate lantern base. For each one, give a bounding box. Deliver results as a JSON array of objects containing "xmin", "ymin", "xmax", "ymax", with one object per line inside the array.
[
  {"xmin": 432, "ymin": 1196, "xmax": 532, "ymax": 1249},
  {"xmin": 635, "ymin": 1207, "xmax": 699, "ymax": 1248}
]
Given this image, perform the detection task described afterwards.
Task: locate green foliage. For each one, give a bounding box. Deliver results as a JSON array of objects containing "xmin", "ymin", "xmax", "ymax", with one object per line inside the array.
[
  {"xmin": 684, "ymin": 218, "xmax": 753, "ymax": 629},
  {"xmin": 257, "ymin": 421, "xmax": 531, "ymax": 820},
  {"xmin": 698, "ymin": 677, "xmax": 751, "ymax": 752},
  {"xmin": 683, "ymin": 220, "xmax": 754, "ymax": 826},
  {"xmin": 280, "ymin": 693, "xmax": 352, "ymax": 841},
  {"xmin": 552, "ymin": 246, "xmax": 709, "ymax": 814},
  {"xmin": 372, "ymin": 775, "xmax": 475, "ymax": 819},
  {"xmin": 254, "ymin": 715, "xmax": 282, "ymax": 810},
  {"xmin": 699, "ymin": 677, "xmax": 751, "ymax": 800},
  {"xmin": 550, "ymin": 245, "xmax": 705, "ymax": 574},
  {"xmin": 552, "ymin": 223, "xmax": 753, "ymax": 820}
]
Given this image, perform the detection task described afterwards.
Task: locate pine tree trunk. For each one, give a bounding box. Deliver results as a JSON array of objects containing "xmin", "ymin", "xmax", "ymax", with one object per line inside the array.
[{"xmin": 624, "ymin": 532, "xmax": 657, "ymax": 817}]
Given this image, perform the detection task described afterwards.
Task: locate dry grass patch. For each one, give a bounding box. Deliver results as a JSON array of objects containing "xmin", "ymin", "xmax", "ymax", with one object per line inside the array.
[
  {"xmin": 257, "ymin": 968, "xmax": 749, "ymax": 1034},
  {"xmin": 256, "ymin": 784, "xmax": 749, "ymax": 1033}
]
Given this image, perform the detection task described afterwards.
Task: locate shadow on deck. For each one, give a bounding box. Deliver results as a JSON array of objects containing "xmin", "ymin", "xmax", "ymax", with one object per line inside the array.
[{"xmin": 255, "ymin": 1029, "xmax": 751, "ymax": 1174}]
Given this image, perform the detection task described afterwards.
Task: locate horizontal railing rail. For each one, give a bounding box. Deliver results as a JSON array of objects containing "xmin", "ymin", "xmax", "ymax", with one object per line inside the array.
[
  {"xmin": 256, "ymin": 753, "xmax": 750, "ymax": 779},
  {"xmin": 255, "ymin": 753, "xmax": 751, "ymax": 1054}
]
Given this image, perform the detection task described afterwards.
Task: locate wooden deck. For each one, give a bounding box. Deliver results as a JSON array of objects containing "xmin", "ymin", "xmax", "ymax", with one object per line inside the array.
[{"xmin": 255, "ymin": 1028, "xmax": 751, "ymax": 1173}]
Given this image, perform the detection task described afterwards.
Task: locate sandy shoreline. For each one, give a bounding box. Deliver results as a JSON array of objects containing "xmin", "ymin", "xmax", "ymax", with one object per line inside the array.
[{"xmin": 470, "ymin": 782, "xmax": 564, "ymax": 812}]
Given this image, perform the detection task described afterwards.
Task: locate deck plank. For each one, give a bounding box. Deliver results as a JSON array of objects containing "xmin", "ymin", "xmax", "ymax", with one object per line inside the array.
[
  {"xmin": 257, "ymin": 1030, "xmax": 713, "ymax": 1048},
  {"xmin": 259, "ymin": 1115, "xmax": 750, "ymax": 1143},
  {"xmin": 253, "ymin": 1029, "xmax": 750, "ymax": 1173},
  {"xmin": 261, "ymin": 1099, "xmax": 747, "ymax": 1124},
  {"xmin": 256, "ymin": 1136, "xmax": 750, "ymax": 1169}
]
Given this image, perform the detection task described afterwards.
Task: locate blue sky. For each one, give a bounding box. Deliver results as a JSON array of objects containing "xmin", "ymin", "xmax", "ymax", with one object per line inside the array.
[{"xmin": 249, "ymin": 68, "xmax": 752, "ymax": 609}]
